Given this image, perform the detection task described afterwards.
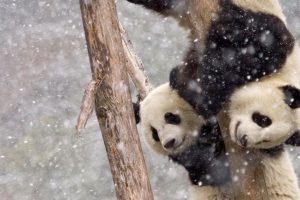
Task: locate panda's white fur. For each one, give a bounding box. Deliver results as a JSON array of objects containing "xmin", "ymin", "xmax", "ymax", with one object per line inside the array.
[
  {"xmin": 259, "ymin": 150, "xmax": 300, "ymax": 199},
  {"xmin": 230, "ymin": 0, "xmax": 285, "ymax": 20},
  {"xmin": 139, "ymin": 83, "xmax": 230, "ymax": 200},
  {"xmin": 189, "ymin": 186, "xmax": 229, "ymax": 200}
]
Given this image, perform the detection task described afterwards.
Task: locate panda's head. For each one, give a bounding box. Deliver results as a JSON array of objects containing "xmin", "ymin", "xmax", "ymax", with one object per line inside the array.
[
  {"xmin": 229, "ymin": 82, "xmax": 300, "ymax": 149},
  {"xmin": 139, "ymin": 83, "xmax": 205, "ymax": 155}
]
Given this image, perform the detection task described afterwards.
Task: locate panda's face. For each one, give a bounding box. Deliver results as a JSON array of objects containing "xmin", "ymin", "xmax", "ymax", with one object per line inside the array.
[
  {"xmin": 143, "ymin": 111, "xmax": 200, "ymax": 155},
  {"xmin": 140, "ymin": 84, "xmax": 204, "ymax": 155},
  {"xmin": 229, "ymin": 83, "xmax": 300, "ymax": 149}
]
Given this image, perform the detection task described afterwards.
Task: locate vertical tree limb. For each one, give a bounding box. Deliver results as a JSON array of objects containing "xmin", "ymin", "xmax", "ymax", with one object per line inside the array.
[
  {"xmin": 120, "ymin": 23, "xmax": 152, "ymax": 100},
  {"xmin": 79, "ymin": 0, "xmax": 153, "ymax": 199}
]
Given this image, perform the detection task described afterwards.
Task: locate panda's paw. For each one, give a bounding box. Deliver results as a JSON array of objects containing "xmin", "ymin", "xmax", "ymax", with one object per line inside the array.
[
  {"xmin": 132, "ymin": 102, "xmax": 140, "ymax": 124},
  {"xmin": 199, "ymin": 121, "xmax": 222, "ymax": 144},
  {"xmin": 170, "ymin": 138, "xmax": 230, "ymax": 187},
  {"xmin": 188, "ymin": 158, "xmax": 231, "ymax": 187}
]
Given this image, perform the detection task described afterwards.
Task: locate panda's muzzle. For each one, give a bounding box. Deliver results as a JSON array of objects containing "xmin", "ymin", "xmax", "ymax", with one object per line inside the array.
[
  {"xmin": 163, "ymin": 136, "xmax": 186, "ymax": 151},
  {"xmin": 164, "ymin": 139, "xmax": 176, "ymax": 149},
  {"xmin": 238, "ymin": 135, "xmax": 248, "ymax": 147}
]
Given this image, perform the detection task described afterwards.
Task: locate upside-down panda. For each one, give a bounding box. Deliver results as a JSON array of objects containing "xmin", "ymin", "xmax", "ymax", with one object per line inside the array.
[
  {"xmin": 126, "ymin": 0, "xmax": 298, "ymax": 120},
  {"xmin": 134, "ymin": 83, "xmax": 300, "ymax": 199},
  {"xmin": 228, "ymin": 81, "xmax": 300, "ymax": 149},
  {"xmin": 135, "ymin": 83, "xmax": 231, "ymax": 199},
  {"xmin": 227, "ymin": 81, "xmax": 300, "ymax": 199}
]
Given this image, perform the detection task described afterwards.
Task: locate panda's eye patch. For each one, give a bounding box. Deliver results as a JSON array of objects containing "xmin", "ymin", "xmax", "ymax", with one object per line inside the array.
[
  {"xmin": 164, "ymin": 112, "xmax": 181, "ymax": 125},
  {"xmin": 252, "ymin": 112, "xmax": 272, "ymax": 128},
  {"xmin": 151, "ymin": 127, "xmax": 160, "ymax": 142}
]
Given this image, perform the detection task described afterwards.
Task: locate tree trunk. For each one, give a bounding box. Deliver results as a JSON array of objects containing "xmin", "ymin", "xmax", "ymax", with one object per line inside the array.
[{"xmin": 79, "ymin": 0, "xmax": 153, "ymax": 199}]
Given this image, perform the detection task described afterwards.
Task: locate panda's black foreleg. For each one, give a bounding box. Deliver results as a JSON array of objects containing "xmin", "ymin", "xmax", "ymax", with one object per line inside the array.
[
  {"xmin": 170, "ymin": 68, "xmax": 228, "ymax": 119},
  {"xmin": 285, "ymin": 131, "xmax": 300, "ymax": 146},
  {"xmin": 169, "ymin": 59, "xmax": 230, "ymax": 119},
  {"xmin": 125, "ymin": 0, "xmax": 173, "ymax": 13},
  {"xmin": 169, "ymin": 122, "xmax": 231, "ymax": 187},
  {"xmin": 199, "ymin": 88, "xmax": 232, "ymax": 120}
]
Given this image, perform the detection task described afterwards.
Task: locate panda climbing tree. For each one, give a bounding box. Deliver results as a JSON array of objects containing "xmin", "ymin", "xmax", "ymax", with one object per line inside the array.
[
  {"xmin": 124, "ymin": 0, "xmax": 300, "ymax": 199},
  {"xmin": 135, "ymin": 82, "xmax": 300, "ymax": 200},
  {"xmin": 78, "ymin": 0, "xmax": 300, "ymax": 199}
]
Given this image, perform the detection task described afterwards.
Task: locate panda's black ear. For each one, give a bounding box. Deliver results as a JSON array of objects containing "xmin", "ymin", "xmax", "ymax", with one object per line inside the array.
[
  {"xmin": 169, "ymin": 67, "xmax": 179, "ymax": 89},
  {"xmin": 132, "ymin": 102, "xmax": 140, "ymax": 124},
  {"xmin": 285, "ymin": 130, "xmax": 300, "ymax": 146},
  {"xmin": 281, "ymin": 85, "xmax": 300, "ymax": 109}
]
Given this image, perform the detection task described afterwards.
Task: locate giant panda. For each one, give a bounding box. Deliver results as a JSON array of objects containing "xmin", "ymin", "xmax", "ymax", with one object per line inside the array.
[
  {"xmin": 136, "ymin": 83, "xmax": 231, "ymax": 200},
  {"xmin": 224, "ymin": 10, "xmax": 300, "ymax": 148},
  {"xmin": 226, "ymin": 81, "xmax": 300, "ymax": 199},
  {"xmin": 125, "ymin": 0, "xmax": 297, "ymax": 120},
  {"xmin": 228, "ymin": 80, "xmax": 300, "ymax": 149}
]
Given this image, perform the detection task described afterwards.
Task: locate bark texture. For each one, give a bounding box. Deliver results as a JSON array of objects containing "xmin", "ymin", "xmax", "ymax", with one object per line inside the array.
[{"xmin": 79, "ymin": 0, "xmax": 153, "ymax": 199}]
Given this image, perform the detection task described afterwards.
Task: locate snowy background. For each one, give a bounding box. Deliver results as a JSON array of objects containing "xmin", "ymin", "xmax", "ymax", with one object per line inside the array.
[{"xmin": 1, "ymin": 0, "xmax": 300, "ymax": 199}]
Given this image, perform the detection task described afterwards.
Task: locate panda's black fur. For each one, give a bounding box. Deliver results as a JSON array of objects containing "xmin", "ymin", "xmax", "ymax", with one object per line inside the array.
[
  {"xmin": 286, "ymin": 131, "xmax": 300, "ymax": 147},
  {"xmin": 169, "ymin": 122, "xmax": 231, "ymax": 186},
  {"xmin": 262, "ymin": 130, "xmax": 300, "ymax": 157},
  {"xmin": 126, "ymin": 0, "xmax": 295, "ymax": 119}
]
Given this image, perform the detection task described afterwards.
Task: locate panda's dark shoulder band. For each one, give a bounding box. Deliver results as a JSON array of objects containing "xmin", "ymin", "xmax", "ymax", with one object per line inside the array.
[{"xmin": 260, "ymin": 145, "xmax": 284, "ymax": 157}]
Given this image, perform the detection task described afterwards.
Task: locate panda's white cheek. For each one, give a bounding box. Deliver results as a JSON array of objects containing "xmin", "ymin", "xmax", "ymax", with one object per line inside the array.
[{"xmin": 251, "ymin": 125, "xmax": 266, "ymax": 139}]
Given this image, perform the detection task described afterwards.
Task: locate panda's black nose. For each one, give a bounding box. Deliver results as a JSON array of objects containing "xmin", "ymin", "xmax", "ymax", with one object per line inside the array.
[
  {"xmin": 239, "ymin": 135, "xmax": 248, "ymax": 147},
  {"xmin": 164, "ymin": 139, "xmax": 176, "ymax": 149}
]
